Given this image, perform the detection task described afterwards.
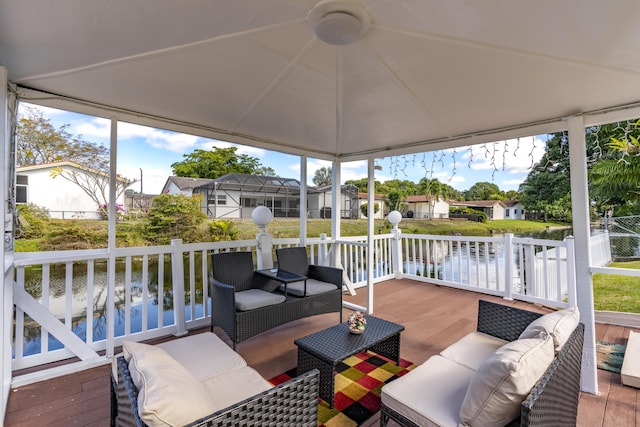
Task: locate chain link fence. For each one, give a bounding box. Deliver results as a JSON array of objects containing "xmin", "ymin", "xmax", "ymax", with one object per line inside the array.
[{"xmin": 605, "ymin": 215, "xmax": 640, "ymax": 260}]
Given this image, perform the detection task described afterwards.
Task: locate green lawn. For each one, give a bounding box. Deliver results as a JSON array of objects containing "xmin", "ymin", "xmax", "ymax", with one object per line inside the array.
[
  {"xmin": 593, "ymin": 261, "xmax": 640, "ymax": 313},
  {"xmin": 235, "ymin": 218, "xmax": 565, "ymax": 239}
]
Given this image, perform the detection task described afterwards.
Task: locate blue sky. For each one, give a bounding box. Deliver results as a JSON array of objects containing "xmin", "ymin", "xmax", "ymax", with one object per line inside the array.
[{"xmin": 23, "ymin": 103, "xmax": 546, "ymax": 195}]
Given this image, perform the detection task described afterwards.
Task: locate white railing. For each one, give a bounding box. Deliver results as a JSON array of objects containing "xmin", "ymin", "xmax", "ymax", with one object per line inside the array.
[
  {"xmin": 399, "ymin": 233, "xmax": 577, "ymax": 308},
  {"xmin": 331, "ymin": 235, "xmax": 395, "ymax": 288},
  {"xmin": 12, "ymin": 240, "xmax": 257, "ymax": 372},
  {"xmin": 10, "ymin": 231, "xmax": 592, "ymax": 381}
]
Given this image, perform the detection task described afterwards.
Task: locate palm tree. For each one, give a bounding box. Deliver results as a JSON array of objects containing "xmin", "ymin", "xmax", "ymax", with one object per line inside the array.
[{"xmin": 419, "ymin": 178, "xmax": 443, "ymax": 219}]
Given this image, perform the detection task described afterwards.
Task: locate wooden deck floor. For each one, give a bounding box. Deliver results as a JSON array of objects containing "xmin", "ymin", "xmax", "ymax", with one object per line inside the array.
[{"xmin": 4, "ymin": 279, "xmax": 639, "ymax": 426}]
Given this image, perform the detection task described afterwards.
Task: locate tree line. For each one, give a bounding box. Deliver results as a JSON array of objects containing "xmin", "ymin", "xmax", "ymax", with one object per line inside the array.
[{"xmin": 16, "ymin": 106, "xmax": 640, "ymax": 224}]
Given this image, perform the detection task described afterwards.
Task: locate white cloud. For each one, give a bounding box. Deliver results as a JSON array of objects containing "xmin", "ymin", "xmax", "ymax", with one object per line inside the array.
[{"xmin": 119, "ymin": 165, "xmax": 172, "ymax": 195}]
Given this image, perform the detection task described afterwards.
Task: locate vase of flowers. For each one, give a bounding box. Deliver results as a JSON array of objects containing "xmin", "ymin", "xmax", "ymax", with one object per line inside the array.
[{"xmin": 348, "ymin": 311, "xmax": 366, "ymax": 334}]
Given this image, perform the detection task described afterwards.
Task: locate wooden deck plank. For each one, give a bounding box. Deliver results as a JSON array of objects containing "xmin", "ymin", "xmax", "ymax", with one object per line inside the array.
[{"xmin": 4, "ymin": 279, "xmax": 639, "ymax": 427}]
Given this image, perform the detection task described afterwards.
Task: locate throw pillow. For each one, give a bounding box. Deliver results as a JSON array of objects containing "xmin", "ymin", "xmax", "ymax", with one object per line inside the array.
[
  {"xmin": 127, "ymin": 344, "xmax": 215, "ymax": 426},
  {"xmin": 518, "ymin": 306, "xmax": 580, "ymax": 353},
  {"xmin": 459, "ymin": 336, "xmax": 554, "ymax": 427}
]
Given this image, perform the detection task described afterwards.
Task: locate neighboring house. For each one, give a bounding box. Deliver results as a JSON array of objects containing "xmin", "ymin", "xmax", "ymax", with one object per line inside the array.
[
  {"xmin": 405, "ymin": 195, "xmax": 450, "ymax": 219},
  {"xmin": 16, "ymin": 162, "xmax": 127, "ymax": 220},
  {"xmin": 357, "ymin": 193, "xmax": 385, "ymax": 219},
  {"xmin": 503, "ymin": 201, "xmax": 526, "ymax": 220},
  {"xmin": 161, "ymin": 176, "xmax": 214, "ymax": 196},
  {"xmin": 191, "ymin": 174, "xmax": 360, "ymax": 219},
  {"xmin": 309, "ymin": 185, "xmax": 360, "ymax": 219},
  {"xmin": 449, "ymin": 200, "xmax": 507, "ymax": 220},
  {"xmin": 193, "ymin": 174, "xmax": 304, "ymax": 219}
]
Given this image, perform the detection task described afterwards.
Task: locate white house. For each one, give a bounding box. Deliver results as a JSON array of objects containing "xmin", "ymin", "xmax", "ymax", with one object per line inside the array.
[
  {"xmin": 503, "ymin": 201, "xmax": 526, "ymax": 220},
  {"xmin": 357, "ymin": 193, "xmax": 385, "ymax": 219},
  {"xmin": 16, "ymin": 162, "xmax": 128, "ymax": 219},
  {"xmin": 309, "ymin": 185, "xmax": 360, "ymax": 219},
  {"xmin": 190, "ymin": 174, "xmax": 361, "ymax": 219},
  {"xmin": 449, "ymin": 200, "xmax": 508, "ymax": 220},
  {"xmin": 405, "ymin": 195, "xmax": 450, "ymax": 219},
  {"xmin": 193, "ymin": 174, "xmax": 304, "ymax": 219}
]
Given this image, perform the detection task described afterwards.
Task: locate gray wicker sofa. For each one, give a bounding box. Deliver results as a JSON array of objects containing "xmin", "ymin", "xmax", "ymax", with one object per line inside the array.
[
  {"xmin": 110, "ymin": 332, "xmax": 319, "ymax": 426},
  {"xmin": 210, "ymin": 250, "xmax": 343, "ymax": 349},
  {"xmin": 381, "ymin": 300, "xmax": 584, "ymax": 427}
]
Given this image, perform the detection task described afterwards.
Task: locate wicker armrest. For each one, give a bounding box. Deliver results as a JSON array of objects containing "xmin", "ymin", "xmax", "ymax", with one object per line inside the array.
[
  {"xmin": 187, "ymin": 369, "xmax": 319, "ymax": 427},
  {"xmin": 307, "ymin": 264, "xmax": 343, "ymax": 288},
  {"xmin": 210, "ymin": 279, "xmax": 237, "ymax": 344},
  {"xmin": 519, "ymin": 323, "xmax": 584, "ymax": 426},
  {"xmin": 112, "ymin": 355, "xmax": 320, "ymax": 427}
]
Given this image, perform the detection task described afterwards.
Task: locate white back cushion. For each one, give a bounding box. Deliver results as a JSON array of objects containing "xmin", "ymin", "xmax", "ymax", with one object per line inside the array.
[
  {"xmin": 459, "ymin": 337, "xmax": 554, "ymax": 427},
  {"xmin": 518, "ymin": 306, "xmax": 580, "ymax": 353}
]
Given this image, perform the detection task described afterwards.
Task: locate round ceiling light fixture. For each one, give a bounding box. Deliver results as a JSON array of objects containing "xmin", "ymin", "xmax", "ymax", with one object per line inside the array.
[{"xmin": 308, "ymin": 1, "xmax": 371, "ymax": 46}]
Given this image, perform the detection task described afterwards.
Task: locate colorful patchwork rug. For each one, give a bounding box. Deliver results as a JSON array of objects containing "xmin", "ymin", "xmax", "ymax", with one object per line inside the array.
[
  {"xmin": 596, "ymin": 341, "xmax": 626, "ymax": 374},
  {"xmin": 269, "ymin": 351, "xmax": 417, "ymax": 427}
]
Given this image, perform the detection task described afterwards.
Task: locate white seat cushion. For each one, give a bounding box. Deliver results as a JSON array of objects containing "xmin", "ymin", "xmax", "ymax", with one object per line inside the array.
[
  {"xmin": 235, "ymin": 288, "xmax": 285, "ymax": 311},
  {"xmin": 459, "ymin": 337, "xmax": 554, "ymax": 427},
  {"xmin": 156, "ymin": 332, "xmax": 246, "ymax": 382},
  {"xmin": 440, "ymin": 332, "xmax": 508, "ymax": 371},
  {"xmin": 621, "ymin": 330, "xmax": 640, "ymax": 388},
  {"xmin": 518, "ymin": 306, "xmax": 580, "ymax": 353},
  {"xmin": 381, "ymin": 355, "xmax": 474, "ymax": 427},
  {"xmin": 279, "ymin": 278, "xmax": 338, "ymax": 296},
  {"xmin": 201, "ymin": 366, "xmax": 273, "ymax": 410},
  {"xmin": 125, "ymin": 342, "xmax": 216, "ymax": 427}
]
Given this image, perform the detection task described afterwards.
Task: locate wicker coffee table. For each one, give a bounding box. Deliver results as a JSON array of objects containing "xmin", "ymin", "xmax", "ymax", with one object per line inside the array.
[{"xmin": 294, "ymin": 315, "xmax": 404, "ymax": 408}]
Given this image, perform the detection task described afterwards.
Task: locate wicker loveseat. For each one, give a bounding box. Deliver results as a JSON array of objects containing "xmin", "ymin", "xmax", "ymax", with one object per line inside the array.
[
  {"xmin": 381, "ymin": 300, "xmax": 584, "ymax": 427},
  {"xmin": 210, "ymin": 250, "xmax": 342, "ymax": 349},
  {"xmin": 110, "ymin": 332, "xmax": 319, "ymax": 426}
]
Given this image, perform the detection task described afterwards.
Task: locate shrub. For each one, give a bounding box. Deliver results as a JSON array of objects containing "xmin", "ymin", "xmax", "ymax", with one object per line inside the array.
[
  {"xmin": 97, "ymin": 203, "xmax": 126, "ymax": 220},
  {"xmin": 360, "ymin": 203, "xmax": 379, "ymax": 218},
  {"xmin": 449, "ymin": 207, "xmax": 488, "ymax": 222},
  {"xmin": 209, "ymin": 219, "xmax": 238, "ymax": 242},
  {"xmin": 17, "ymin": 203, "xmax": 50, "ymax": 238},
  {"xmin": 144, "ymin": 194, "xmax": 207, "ymax": 244}
]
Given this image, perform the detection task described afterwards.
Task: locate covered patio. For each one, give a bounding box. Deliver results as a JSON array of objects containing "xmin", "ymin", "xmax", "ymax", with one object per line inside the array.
[
  {"xmin": 5, "ymin": 280, "xmax": 639, "ymax": 426},
  {"xmin": 3, "ymin": 0, "xmax": 640, "ymax": 424}
]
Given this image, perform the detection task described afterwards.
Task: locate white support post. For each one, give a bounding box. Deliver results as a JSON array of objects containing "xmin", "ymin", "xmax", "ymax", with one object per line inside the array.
[
  {"xmin": 255, "ymin": 232, "xmax": 273, "ymax": 270},
  {"xmin": 330, "ymin": 160, "xmax": 341, "ymax": 269},
  {"xmin": 388, "ymin": 211, "xmax": 403, "ymax": 282},
  {"xmin": 565, "ymin": 236, "xmax": 577, "ymax": 307},
  {"xmin": 503, "ymin": 233, "xmax": 514, "ymax": 300},
  {"xmin": 299, "ymin": 156, "xmax": 307, "ymax": 247},
  {"xmin": 1, "ymin": 65, "xmax": 12, "ymax": 422},
  {"xmin": 568, "ymin": 115, "xmax": 598, "ymax": 394},
  {"xmin": 319, "ymin": 233, "xmax": 328, "ymax": 265},
  {"xmin": 171, "ymin": 239, "xmax": 187, "ymax": 336},
  {"xmin": 106, "ymin": 118, "xmax": 118, "ymax": 358},
  {"xmin": 366, "ymin": 159, "xmax": 375, "ymax": 313},
  {"xmin": 252, "ymin": 206, "xmax": 273, "ymax": 270}
]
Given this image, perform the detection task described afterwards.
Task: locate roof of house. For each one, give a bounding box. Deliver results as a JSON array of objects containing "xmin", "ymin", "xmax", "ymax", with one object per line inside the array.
[
  {"xmin": 162, "ymin": 176, "xmax": 215, "ymax": 193},
  {"xmin": 503, "ymin": 200, "xmax": 523, "ymax": 207},
  {"xmin": 17, "ymin": 161, "xmax": 128, "ymax": 182},
  {"xmin": 358, "ymin": 192, "xmax": 383, "ymax": 200},
  {"xmin": 449, "ymin": 200, "xmax": 507, "ymax": 208},
  {"xmin": 406, "ymin": 195, "xmax": 447, "ymax": 203}
]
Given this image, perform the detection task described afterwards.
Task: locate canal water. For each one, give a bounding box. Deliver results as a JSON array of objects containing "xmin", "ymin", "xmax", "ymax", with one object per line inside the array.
[{"xmin": 16, "ymin": 228, "xmax": 583, "ymax": 357}]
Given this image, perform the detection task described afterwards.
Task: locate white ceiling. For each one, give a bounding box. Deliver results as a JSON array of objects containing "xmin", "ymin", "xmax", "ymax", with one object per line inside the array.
[{"xmin": 2, "ymin": 0, "xmax": 640, "ymax": 160}]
